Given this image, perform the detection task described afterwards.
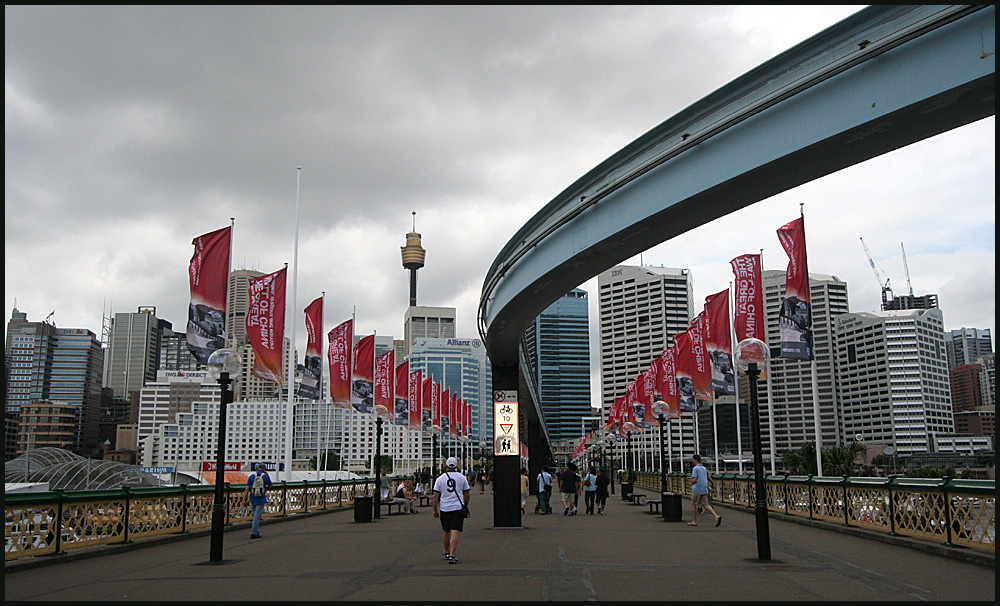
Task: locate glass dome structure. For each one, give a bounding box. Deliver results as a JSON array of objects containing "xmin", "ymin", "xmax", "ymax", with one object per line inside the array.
[{"xmin": 5, "ymin": 447, "xmax": 164, "ymax": 491}]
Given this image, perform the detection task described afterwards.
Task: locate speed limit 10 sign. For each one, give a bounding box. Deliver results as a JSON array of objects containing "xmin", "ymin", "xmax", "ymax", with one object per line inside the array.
[{"xmin": 493, "ymin": 390, "xmax": 519, "ymax": 456}]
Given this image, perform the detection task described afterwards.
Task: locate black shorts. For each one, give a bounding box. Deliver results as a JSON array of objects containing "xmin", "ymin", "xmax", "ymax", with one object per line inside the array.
[{"xmin": 440, "ymin": 509, "xmax": 465, "ymax": 532}]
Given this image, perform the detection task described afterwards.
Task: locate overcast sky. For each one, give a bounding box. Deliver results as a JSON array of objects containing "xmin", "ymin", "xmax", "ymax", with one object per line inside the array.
[{"xmin": 6, "ymin": 6, "xmax": 995, "ymax": 382}]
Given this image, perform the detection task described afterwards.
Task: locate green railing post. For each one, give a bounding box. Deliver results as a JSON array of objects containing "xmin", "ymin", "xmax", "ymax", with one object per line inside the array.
[
  {"xmin": 123, "ymin": 488, "xmax": 132, "ymax": 544},
  {"xmin": 843, "ymin": 482, "xmax": 850, "ymax": 526},
  {"xmin": 942, "ymin": 480, "xmax": 953, "ymax": 547},
  {"xmin": 888, "ymin": 478, "xmax": 897, "ymax": 536}
]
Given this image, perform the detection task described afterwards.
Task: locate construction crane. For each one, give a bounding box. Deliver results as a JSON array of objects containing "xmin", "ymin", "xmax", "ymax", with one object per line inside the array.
[
  {"xmin": 900, "ymin": 242, "xmax": 914, "ymax": 297},
  {"xmin": 860, "ymin": 237, "xmax": 893, "ymax": 310}
]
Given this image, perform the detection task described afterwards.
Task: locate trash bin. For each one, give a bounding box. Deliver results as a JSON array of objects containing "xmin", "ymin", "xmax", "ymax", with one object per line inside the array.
[
  {"xmin": 354, "ymin": 496, "xmax": 373, "ymax": 523},
  {"xmin": 662, "ymin": 491, "xmax": 682, "ymax": 522},
  {"xmin": 621, "ymin": 482, "xmax": 633, "ymax": 501}
]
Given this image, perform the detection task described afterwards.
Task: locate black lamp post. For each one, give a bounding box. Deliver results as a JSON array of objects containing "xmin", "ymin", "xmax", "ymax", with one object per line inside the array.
[
  {"xmin": 735, "ymin": 338, "xmax": 772, "ymax": 561},
  {"xmin": 207, "ymin": 348, "xmax": 241, "ymax": 563},
  {"xmin": 373, "ymin": 403, "xmax": 390, "ymax": 520}
]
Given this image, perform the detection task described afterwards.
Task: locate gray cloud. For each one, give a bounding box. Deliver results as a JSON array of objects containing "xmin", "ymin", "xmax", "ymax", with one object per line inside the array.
[{"xmin": 5, "ymin": 5, "xmax": 993, "ymax": 364}]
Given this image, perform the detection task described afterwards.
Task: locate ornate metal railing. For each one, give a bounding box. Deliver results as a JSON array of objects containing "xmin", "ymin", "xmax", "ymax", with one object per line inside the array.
[
  {"xmin": 635, "ymin": 472, "xmax": 994, "ymax": 553},
  {"xmin": 4, "ymin": 477, "xmax": 402, "ymax": 562}
]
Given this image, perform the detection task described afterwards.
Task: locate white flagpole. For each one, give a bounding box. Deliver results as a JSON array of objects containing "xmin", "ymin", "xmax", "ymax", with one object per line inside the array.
[
  {"xmin": 284, "ymin": 167, "xmax": 301, "ymax": 482},
  {"xmin": 225, "ymin": 217, "xmax": 235, "ymax": 350},
  {"xmin": 800, "ymin": 204, "xmax": 823, "ymax": 477},
  {"xmin": 761, "ymin": 248, "xmax": 777, "ymax": 475},
  {"xmin": 729, "ymin": 283, "xmax": 745, "ymax": 474}
]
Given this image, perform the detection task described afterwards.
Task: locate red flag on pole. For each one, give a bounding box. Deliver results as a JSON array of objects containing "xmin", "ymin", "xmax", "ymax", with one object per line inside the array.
[
  {"xmin": 672, "ymin": 331, "xmax": 697, "ymax": 412},
  {"xmin": 688, "ymin": 312, "xmax": 713, "ymax": 401},
  {"xmin": 187, "ymin": 225, "xmax": 231, "ymax": 364},
  {"xmin": 408, "ymin": 369, "xmax": 422, "ymax": 430},
  {"xmin": 777, "ymin": 216, "xmax": 814, "ymax": 360},
  {"xmin": 730, "ymin": 254, "xmax": 764, "ymax": 342},
  {"xmin": 421, "ymin": 377, "xmax": 433, "ymax": 433},
  {"xmin": 351, "ymin": 334, "xmax": 375, "ymax": 413},
  {"xmin": 328, "ymin": 319, "xmax": 353, "ymax": 409},
  {"xmin": 299, "ymin": 296, "xmax": 323, "ymax": 399},
  {"xmin": 705, "ymin": 289, "xmax": 735, "ymax": 395},
  {"xmin": 394, "ymin": 360, "xmax": 410, "ymax": 427},
  {"xmin": 246, "ymin": 267, "xmax": 286, "ymax": 384},
  {"xmin": 657, "ymin": 348, "xmax": 681, "ymax": 419},
  {"xmin": 431, "ymin": 381, "xmax": 441, "ymax": 434},
  {"xmin": 440, "ymin": 389, "xmax": 451, "ymax": 437},
  {"xmin": 374, "ymin": 350, "xmax": 394, "ymax": 417}
]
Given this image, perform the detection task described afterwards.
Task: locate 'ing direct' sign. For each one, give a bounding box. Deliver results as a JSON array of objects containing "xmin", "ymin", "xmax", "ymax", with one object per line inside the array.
[{"xmin": 493, "ymin": 390, "xmax": 519, "ymax": 456}]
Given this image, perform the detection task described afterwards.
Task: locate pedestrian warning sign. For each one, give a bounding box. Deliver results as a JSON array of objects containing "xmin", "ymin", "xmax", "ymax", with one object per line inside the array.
[{"xmin": 493, "ymin": 390, "xmax": 519, "ymax": 456}]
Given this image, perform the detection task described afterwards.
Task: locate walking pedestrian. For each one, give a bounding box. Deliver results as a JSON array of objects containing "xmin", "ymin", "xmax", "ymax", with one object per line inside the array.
[
  {"xmin": 537, "ymin": 466, "xmax": 553, "ymax": 514},
  {"xmin": 379, "ymin": 469, "xmax": 391, "ymax": 503},
  {"xmin": 688, "ymin": 454, "xmax": 722, "ymax": 527},
  {"xmin": 582, "ymin": 465, "xmax": 598, "ymax": 514},
  {"xmin": 520, "ymin": 467, "xmax": 529, "ymax": 514},
  {"xmin": 560, "ymin": 462, "xmax": 581, "ymax": 515},
  {"xmin": 243, "ymin": 463, "xmax": 273, "ymax": 539},
  {"xmin": 595, "ymin": 467, "xmax": 610, "ymax": 515},
  {"xmin": 477, "ymin": 469, "xmax": 487, "ymax": 494},
  {"xmin": 433, "ymin": 457, "xmax": 471, "ymax": 564}
]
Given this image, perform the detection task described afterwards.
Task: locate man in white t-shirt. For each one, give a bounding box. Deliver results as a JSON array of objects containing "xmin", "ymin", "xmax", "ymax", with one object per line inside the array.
[{"xmin": 433, "ymin": 457, "xmax": 471, "ymax": 564}]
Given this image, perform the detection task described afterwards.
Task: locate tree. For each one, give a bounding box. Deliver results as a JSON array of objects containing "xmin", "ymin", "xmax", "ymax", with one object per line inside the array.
[
  {"xmin": 781, "ymin": 441, "xmax": 866, "ymax": 476},
  {"xmin": 309, "ymin": 450, "xmax": 341, "ymax": 471}
]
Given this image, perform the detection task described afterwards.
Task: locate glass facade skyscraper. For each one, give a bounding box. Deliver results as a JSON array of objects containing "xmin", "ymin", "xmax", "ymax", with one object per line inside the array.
[{"xmin": 524, "ymin": 288, "xmax": 591, "ymax": 442}]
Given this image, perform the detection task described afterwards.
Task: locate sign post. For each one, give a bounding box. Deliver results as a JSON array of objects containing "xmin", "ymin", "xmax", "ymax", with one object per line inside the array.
[{"xmin": 492, "ymin": 390, "xmax": 521, "ymax": 528}]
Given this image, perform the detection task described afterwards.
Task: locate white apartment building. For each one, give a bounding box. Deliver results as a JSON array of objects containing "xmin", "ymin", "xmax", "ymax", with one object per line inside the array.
[
  {"xmin": 136, "ymin": 370, "xmax": 220, "ymax": 449},
  {"xmin": 759, "ymin": 270, "xmax": 849, "ymax": 458},
  {"xmin": 598, "ymin": 265, "xmax": 695, "ymax": 470},
  {"xmin": 833, "ymin": 307, "xmax": 955, "ymax": 455}
]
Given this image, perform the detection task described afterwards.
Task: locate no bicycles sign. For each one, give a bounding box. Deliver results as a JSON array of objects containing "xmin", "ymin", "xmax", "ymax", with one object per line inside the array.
[{"xmin": 493, "ymin": 390, "xmax": 519, "ymax": 456}]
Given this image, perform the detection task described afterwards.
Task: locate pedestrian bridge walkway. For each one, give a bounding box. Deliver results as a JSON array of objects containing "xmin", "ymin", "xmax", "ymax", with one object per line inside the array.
[{"xmin": 5, "ymin": 484, "xmax": 993, "ymax": 601}]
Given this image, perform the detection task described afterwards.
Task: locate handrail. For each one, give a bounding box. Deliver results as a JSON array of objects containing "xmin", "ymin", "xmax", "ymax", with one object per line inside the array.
[
  {"xmin": 5, "ymin": 476, "xmax": 412, "ymax": 562},
  {"xmin": 632, "ymin": 471, "xmax": 994, "ymax": 553}
]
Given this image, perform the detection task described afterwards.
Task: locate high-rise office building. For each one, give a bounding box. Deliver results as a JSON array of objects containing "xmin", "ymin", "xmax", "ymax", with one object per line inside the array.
[
  {"xmin": 159, "ymin": 326, "xmax": 202, "ymax": 372},
  {"xmin": 402, "ymin": 306, "xmax": 456, "ymax": 358},
  {"xmin": 6, "ymin": 308, "xmax": 104, "ymax": 455},
  {"xmin": 945, "ymin": 327, "xmax": 993, "ymax": 369},
  {"xmin": 759, "ymin": 270, "xmax": 850, "ymax": 458},
  {"xmin": 103, "ymin": 306, "xmax": 171, "ymax": 401},
  {"xmin": 524, "ymin": 288, "xmax": 591, "ymax": 442},
  {"xmin": 598, "ymin": 265, "xmax": 694, "ymax": 469},
  {"xmin": 409, "ymin": 336, "xmax": 492, "ymax": 445},
  {"xmin": 833, "ymin": 307, "xmax": 954, "ymax": 455},
  {"xmin": 227, "ymin": 268, "xmax": 265, "ymax": 350}
]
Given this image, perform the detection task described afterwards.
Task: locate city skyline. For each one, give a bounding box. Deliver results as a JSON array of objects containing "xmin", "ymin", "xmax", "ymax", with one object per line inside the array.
[{"xmin": 6, "ymin": 6, "xmax": 994, "ymax": 369}]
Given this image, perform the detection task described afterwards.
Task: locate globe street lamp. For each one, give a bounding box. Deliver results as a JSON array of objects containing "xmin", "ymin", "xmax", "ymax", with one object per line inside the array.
[
  {"xmin": 604, "ymin": 436, "xmax": 615, "ymax": 495},
  {"xmin": 206, "ymin": 348, "xmax": 241, "ymax": 563},
  {"xmin": 735, "ymin": 338, "xmax": 771, "ymax": 561}
]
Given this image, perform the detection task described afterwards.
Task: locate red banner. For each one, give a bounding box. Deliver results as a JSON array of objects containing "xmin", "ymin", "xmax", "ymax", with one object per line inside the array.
[
  {"xmin": 394, "ymin": 360, "xmax": 409, "ymax": 427},
  {"xmin": 440, "ymin": 389, "xmax": 451, "ymax": 436},
  {"xmin": 298, "ymin": 296, "xmax": 323, "ymax": 399},
  {"xmin": 730, "ymin": 254, "xmax": 764, "ymax": 342},
  {"xmin": 421, "ymin": 377, "xmax": 432, "ymax": 433},
  {"xmin": 246, "ymin": 267, "xmax": 286, "ymax": 384},
  {"xmin": 657, "ymin": 349, "xmax": 681, "ymax": 419},
  {"xmin": 688, "ymin": 313, "xmax": 713, "ymax": 401},
  {"xmin": 777, "ymin": 216, "xmax": 813, "ymax": 360},
  {"xmin": 705, "ymin": 289, "xmax": 735, "ymax": 395},
  {"xmin": 431, "ymin": 381, "xmax": 441, "ymax": 434},
  {"xmin": 374, "ymin": 350, "xmax": 394, "ymax": 417},
  {"xmin": 408, "ymin": 369, "xmax": 422, "ymax": 430},
  {"xmin": 450, "ymin": 392, "xmax": 459, "ymax": 438},
  {"xmin": 186, "ymin": 226, "xmax": 231, "ymax": 364},
  {"xmin": 672, "ymin": 331, "xmax": 697, "ymax": 412},
  {"xmin": 328, "ymin": 319, "xmax": 353, "ymax": 409},
  {"xmin": 351, "ymin": 334, "xmax": 375, "ymax": 413}
]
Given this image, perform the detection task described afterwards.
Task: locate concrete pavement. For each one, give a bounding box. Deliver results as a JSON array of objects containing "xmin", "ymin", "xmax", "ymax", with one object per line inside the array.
[{"xmin": 5, "ymin": 488, "xmax": 994, "ymax": 601}]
